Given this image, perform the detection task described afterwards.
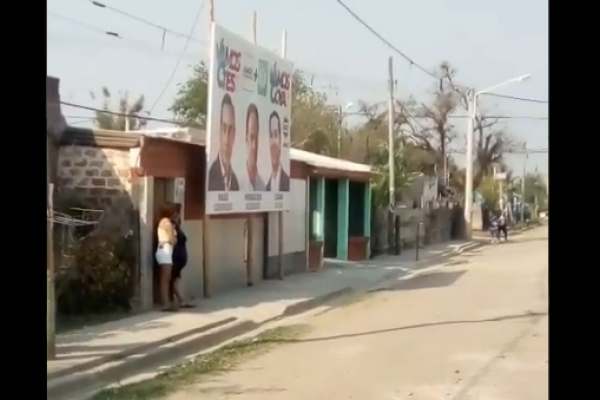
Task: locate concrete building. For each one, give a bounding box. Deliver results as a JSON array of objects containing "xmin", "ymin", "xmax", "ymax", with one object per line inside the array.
[{"xmin": 53, "ymin": 125, "xmax": 375, "ymax": 310}]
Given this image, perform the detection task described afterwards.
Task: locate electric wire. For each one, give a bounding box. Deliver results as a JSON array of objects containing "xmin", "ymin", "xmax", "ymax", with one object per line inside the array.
[
  {"xmin": 50, "ymin": 10, "xmax": 385, "ymax": 90},
  {"xmin": 47, "ymin": 11, "xmax": 121, "ymax": 38},
  {"xmin": 334, "ymin": 0, "xmax": 439, "ymax": 80},
  {"xmin": 60, "ymin": 101, "xmax": 549, "ymax": 155},
  {"xmin": 88, "ymin": 1, "xmax": 207, "ymax": 45},
  {"xmin": 60, "ymin": 101, "xmax": 182, "ymax": 125},
  {"xmin": 147, "ymin": 0, "xmax": 206, "ymax": 113},
  {"xmin": 480, "ymin": 93, "xmax": 549, "ymax": 104}
]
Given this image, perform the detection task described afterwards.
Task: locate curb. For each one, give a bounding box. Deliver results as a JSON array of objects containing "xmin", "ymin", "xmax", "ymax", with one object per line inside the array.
[{"xmin": 47, "ymin": 287, "xmax": 354, "ymax": 400}]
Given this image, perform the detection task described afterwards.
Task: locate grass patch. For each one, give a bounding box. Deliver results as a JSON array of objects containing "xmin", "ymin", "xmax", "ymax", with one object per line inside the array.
[{"xmin": 89, "ymin": 324, "xmax": 310, "ymax": 400}]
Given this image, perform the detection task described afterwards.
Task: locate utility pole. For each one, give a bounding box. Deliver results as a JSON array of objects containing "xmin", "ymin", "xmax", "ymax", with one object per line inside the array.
[
  {"xmin": 498, "ymin": 172, "xmax": 505, "ymax": 213},
  {"xmin": 387, "ymin": 56, "xmax": 396, "ymax": 253},
  {"xmin": 521, "ymin": 143, "xmax": 528, "ymax": 222},
  {"xmin": 464, "ymin": 89, "xmax": 476, "ymax": 239},
  {"xmin": 209, "ymin": 0, "xmax": 215, "ymax": 23},
  {"xmin": 337, "ymin": 105, "xmax": 343, "ymax": 158},
  {"xmin": 47, "ymin": 134, "xmax": 56, "ymax": 359}
]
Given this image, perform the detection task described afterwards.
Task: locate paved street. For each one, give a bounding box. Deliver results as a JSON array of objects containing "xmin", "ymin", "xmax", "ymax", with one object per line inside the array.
[{"xmin": 167, "ymin": 226, "xmax": 548, "ymax": 400}]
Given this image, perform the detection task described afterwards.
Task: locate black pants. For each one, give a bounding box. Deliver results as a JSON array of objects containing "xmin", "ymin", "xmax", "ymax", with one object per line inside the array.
[
  {"xmin": 498, "ymin": 225, "xmax": 507, "ymax": 240},
  {"xmin": 169, "ymin": 263, "xmax": 185, "ymax": 301}
]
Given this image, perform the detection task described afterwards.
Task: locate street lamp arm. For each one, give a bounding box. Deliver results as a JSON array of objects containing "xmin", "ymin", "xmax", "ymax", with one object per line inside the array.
[{"xmin": 476, "ymin": 74, "xmax": 531, "ymax": 96}]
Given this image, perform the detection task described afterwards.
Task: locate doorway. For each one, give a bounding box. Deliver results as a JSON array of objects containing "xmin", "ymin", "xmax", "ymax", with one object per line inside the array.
[
  {"xmin": 152, "ymin": 177, "xmax": 177, "ymax": 305},
  {"xmin": 348, "ymin": 181, "xmax": 366, "ymax": 237},
  {"xmin": 323, "ymin": 178, "xmax": 339, "ymax": 258}
]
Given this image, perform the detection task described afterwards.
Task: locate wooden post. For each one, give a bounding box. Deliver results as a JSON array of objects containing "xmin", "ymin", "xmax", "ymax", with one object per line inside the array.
[
  {"xmin": 46, "ymin": 135, "xmax": 56, "ymax": 359},
  {"xmin": 209, "ymin": 0, "xmax": 215, "ymax": 23},
  {"xmin": 203, "ymin": 0, "xmax": 215, "ymax": 298},
  {"xmin": 277, "ymin": 30, "xmax": 288, "ymax": 280},
  {"xmin": 245, "ymin": 10, "xmax": 258, "ymax": 287},
  {"xmin": 202, "ymin": 214, "xmax": 211, "ymax": 298}
]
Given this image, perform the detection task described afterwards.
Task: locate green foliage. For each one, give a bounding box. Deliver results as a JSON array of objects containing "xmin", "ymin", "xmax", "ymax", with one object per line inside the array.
[
  {"xmin": 90, "ymin": 87, "xmax": 146, "ymax": 131},
  {"xmin": 513, "ymin": 172, "xmax": 548, "ymax": 210},
  {"xmin": 57, "ymin": 234, "xmax": 135, "ymax": 315},
  {"xmin": 169, "ymin": 64, "xmax": 341, "ymax": 148},
  {"xmin": 369, "ymin": 142, "xmax": 414, "ymax": 209},
  {"xmin": 478, "ymin": 174, "xmax": 499, "ymax": 207},
  {"xmin": 170, "ymin": 62, "xmax": 210, "ymax": 128},
  {"xmin": 289, "ymin": 72, "xmax": 340, "ymax": 154}
]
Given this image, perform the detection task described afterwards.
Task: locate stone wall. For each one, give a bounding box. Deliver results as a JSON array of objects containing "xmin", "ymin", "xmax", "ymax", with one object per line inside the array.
[{"xmin": 57, "ymin": 145, "xmax": 137, "ymax": 233}]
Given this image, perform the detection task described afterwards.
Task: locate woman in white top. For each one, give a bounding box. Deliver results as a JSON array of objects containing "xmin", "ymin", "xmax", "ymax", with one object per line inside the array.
[{"xmin": 156, "ymin": 202, "xmax": 178, "ymax": 311}]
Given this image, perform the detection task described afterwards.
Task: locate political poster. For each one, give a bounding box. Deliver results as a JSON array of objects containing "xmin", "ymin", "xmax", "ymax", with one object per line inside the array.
[{"xmin": 205, "ymin": 23, "xmax": 292, "ymax": 215}]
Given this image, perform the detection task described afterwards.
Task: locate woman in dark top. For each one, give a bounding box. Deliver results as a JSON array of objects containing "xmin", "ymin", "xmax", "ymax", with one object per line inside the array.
[{"xmin": 170, "ymin": 203, "xmax": 194, "ymax": 308}]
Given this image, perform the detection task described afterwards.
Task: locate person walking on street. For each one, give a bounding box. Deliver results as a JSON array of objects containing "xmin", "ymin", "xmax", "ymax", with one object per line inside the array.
[{"xmin": 498, "ymin": 210, "xmax": 508, "ymax": 241}]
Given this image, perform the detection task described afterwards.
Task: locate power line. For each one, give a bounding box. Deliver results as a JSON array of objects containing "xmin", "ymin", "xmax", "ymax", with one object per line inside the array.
[
  {"xmin": 480, "ymin": 93, "xmax": 549, "ymax": 104},
  {"xmin": 60, "ymin": 101, "xmax": 550, "ymax": 154},
  {"xmin": 60, "ymin": 101, "xmax": 182, "ymax": 126},
  {"xmin": 47, "ymin": 11, "xmax": 121, "ymax": 38},
  {"xmin": 334, "ymin": 0, "xmax": 439, "ymax": 80},
  {"xmin": 88, "ymin": 1, "xmax": 208, "ymax": 46},
  {"xmin": 449, "ymin": 149, "xmax": 548, "ymax": 154},
  {"xmin": 148, "ymin": 0, "xmax": 206, "ymax": 113},
  {"xmin": 48, "ymin": 11, "xmax": 209, "ymax": 63},
  {"xmin": 452, "ymin": 115, "xmax": 547, "ymax": 120},
  {"xmin": 52, "ymin": 9, "xmax": 385, "ymax": 91},
  {"xmin": 333, "ymin": 0, "xmax": 549, "ymax": 106}
]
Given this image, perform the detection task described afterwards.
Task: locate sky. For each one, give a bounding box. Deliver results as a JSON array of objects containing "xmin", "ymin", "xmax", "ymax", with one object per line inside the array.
[{"xmin": 47, "ymin": 0, "xmax": 548, "ymax": 175}]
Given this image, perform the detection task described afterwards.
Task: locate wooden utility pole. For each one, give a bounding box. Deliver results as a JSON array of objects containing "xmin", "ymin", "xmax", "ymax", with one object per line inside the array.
[
  {"xmin": 202, "ymin": 0, "xmax": 215, "ymax": 298},
  {"xmin": 387, "ymin": 56, "xmax": 396, "ymax": 254},
  {"xmin": 47, "ymin": 135, "xmax": 56, "ymax": 359},
  {"xmin": 245, "ymin": 10, "xmax": 258, "ymax": 287},
  {"xmin": 277, "ymin": 30, "xmax": 287, "ymax": 280},
  {"xmin": 209, "ymin": 0, "xmax": 214, "ymax": 23}
]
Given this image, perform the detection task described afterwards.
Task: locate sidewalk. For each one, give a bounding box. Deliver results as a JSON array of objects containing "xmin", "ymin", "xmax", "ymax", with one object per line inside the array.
[{"xmin": 47, "ymin": 239, "xmax": 480, "ymax": 399}]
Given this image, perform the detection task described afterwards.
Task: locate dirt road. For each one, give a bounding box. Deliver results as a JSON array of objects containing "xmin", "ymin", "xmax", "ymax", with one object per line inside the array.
[{"xmin": 168, "ymin": 227, "xmax": 548, "ymax": 400}]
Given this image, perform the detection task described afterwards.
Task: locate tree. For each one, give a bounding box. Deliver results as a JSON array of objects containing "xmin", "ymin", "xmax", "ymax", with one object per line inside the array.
[
  {"xmin": 289, "ymin": 72, "xmax": 341, "ymax": 155},
  {"xmin": 90, "ymin": 87, "xmax": 146, "ymax": 131},
  {"xmin": 515, "ymin": 172, "xmax": 548, "ymax": 210},
  {"xmin": 169, "ymin": 64, "xmax": 341, "ymax": 150},
  {"xmin": 411, "ymin": 62, "xmax": 463, "ymax": 179},
  {"xmin": 369, "ymin": 141, "xmax": 415, "ymax": 209},
  {"xmin": 437, "ymin": 63, "xmax": 513, "ymax": 195},
  {"xmin": 170, "ymin": 62, "xmax": 210, "ymax": 128},
  {"xmin": 478, "ymin": 174, "xmax": 500, "ymax": 208}
]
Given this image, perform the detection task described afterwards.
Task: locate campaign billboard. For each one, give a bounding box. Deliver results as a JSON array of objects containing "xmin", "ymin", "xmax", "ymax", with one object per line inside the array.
[{"xmin": 205, "ymin": 23, "xmax": 292, "ymax": 215}]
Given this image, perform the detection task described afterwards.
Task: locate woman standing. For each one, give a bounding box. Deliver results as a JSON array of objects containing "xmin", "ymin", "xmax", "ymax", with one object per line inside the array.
[
  {"xmin": 155, "ymin": 202, "xmax": 178, "ymax": 312},
  {"xmin": 171, "ymin": 203, "xmax": 194, "ymax": 308}
]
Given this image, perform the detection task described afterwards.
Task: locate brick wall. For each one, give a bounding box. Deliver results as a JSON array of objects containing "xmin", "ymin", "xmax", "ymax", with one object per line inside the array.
[{"xmin": 57, "ymin": 145, "xmax": 137, "ymax": 232}]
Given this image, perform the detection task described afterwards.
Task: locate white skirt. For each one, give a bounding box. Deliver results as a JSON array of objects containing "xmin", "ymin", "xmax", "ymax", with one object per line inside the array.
[{"xmin": 155, "ymin": 243, "xmax": 173, "ymax": 265}]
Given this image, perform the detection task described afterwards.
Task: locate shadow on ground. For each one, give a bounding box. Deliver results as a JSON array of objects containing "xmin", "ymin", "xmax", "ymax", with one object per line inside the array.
[
  {"xmin": 234, "ymin": 311, "xmax": 548, "ymax": 346},
  {"xmin": 193, "ymin": 384, "xmax": 287, "ymax": 395},
  {"xmin": 497, "ymin": 237, "xmax": 548, "ymax": 246},
  {"xmin": 371, "ymin": 270, "xmax": 468, "ymax": 292}
]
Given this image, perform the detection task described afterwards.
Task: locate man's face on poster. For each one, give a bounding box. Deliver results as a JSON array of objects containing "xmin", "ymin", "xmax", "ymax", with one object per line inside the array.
[
  {"xmin": 246, "ymin": 110, "xmax": 259, "ymax": 169},
  {"xmin": 219, "ymin": 102, "xmax": 236, "ymax": 169},
  {"xmin": 269, "ymin": 115, "xmax": 281, "ymax": 172}
]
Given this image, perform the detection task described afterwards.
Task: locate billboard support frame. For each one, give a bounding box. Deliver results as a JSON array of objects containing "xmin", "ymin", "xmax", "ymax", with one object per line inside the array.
[
  {"xmin": 246, "ymin": 11, "xmax": 258, "ymax": 287},
  {"xmin": 277, "ymin": 30, "xmax": 287, "ymax": 280}
]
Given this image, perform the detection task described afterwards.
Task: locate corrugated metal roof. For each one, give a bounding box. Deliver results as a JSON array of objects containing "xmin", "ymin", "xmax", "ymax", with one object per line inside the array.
[{"xmin": 290, "ymin": 148, "xmax": 372, "ymax": 173}]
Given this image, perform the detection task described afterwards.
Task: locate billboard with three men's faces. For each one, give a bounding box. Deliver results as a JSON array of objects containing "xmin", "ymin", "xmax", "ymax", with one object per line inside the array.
[{"xmin": 205, "ymin": 23, "xmax": 292, "ymax": 215}]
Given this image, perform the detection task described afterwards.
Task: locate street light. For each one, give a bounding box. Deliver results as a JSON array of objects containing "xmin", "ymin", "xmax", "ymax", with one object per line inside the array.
[{"xmin": 463, "ymin": 74, "xmax": 531, "ymax": 239}]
